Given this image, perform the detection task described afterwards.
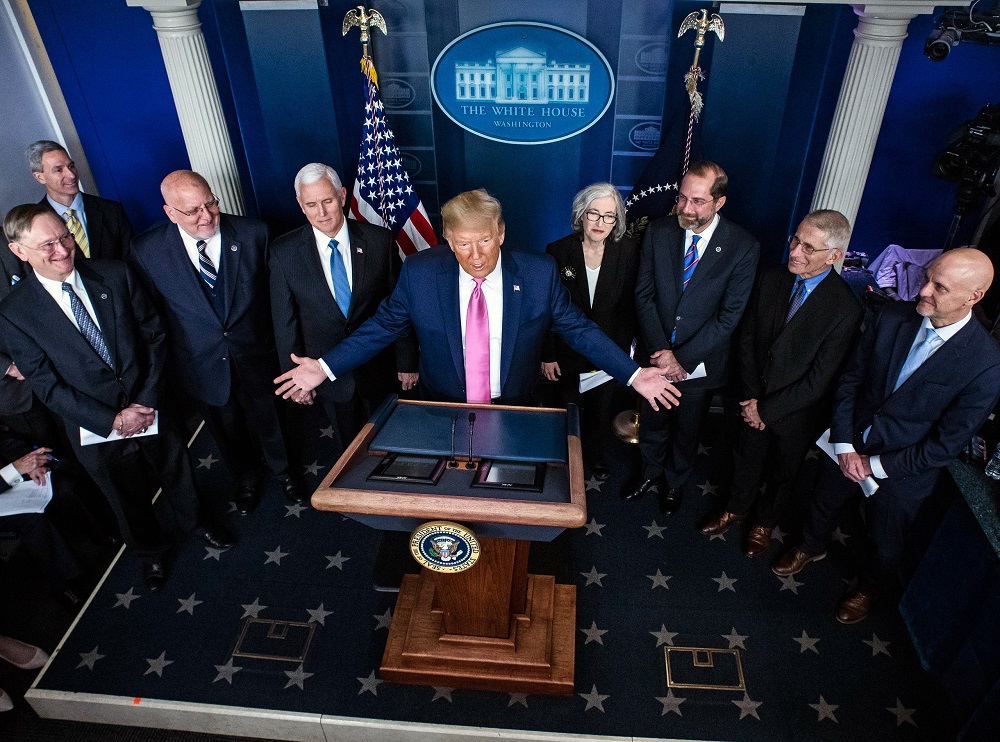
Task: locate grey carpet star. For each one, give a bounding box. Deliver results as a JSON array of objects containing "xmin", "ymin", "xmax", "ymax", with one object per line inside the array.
[
  {"xmin": 284, "ymin": 502, "xmax": 308, "ymax": 518},
  {"xmin": 197, "ymin": 453, "xmax": 218, "ymax": 470},
  {"xmin": 733, "ymin": 692, "xmax": 762, "ymax": 720},
  {"xmin": 709, "ymin": 532, "xmax": 728, "ymax": 541},
  {"xmin": 241, "ymin": 598, "xmax": 267, "ymax": 619},
  {"xmin": 213, "ymin": 658, "xmax": 242, "ymax": 684},
  {"xmin": 307, "ymin": 603, "xmax": 333, "ymax": 625},
  {"xmin": 794, "ymin": 630, "xmax": 820, "ymax": 654},
  {"xmin": 697, "ymin": 444, "xmax": 711, "ymax": 455},
  {"xmin": 778, "ymin": 574, "xmax": 804, "ymax": 594},
  {"xmin": 374, "ymin": 608, "xmax": 393, "ymax": 630},
  {"xmin": 144, "ymin": 651, "xmax": 174, "ymax": 677},
  {"xmin": 176, "ymin": 592, "xmax": 203, "ymax": 615},
  {"xmin": 864, "ymin": 633, "xmax": 891, "ymax": 657},
  {"xmin": 809, "ymin": 695, "xmax": 839, "ymax": 722},
  {"xmin": 647, "ymin": 569, "xmax": 672, "ymax": 590},
  {"xmin": 325, "ymin": 550, "xmax": 350, "ymax": 570},
  {"xmin": 303, "ymin": 460, "xmax": 325, "ymax": 476},
  {"xmin": 656, "ymin": 689, "xmax": 686, "ymax": 716},
  {"xmin": 203, "ymin": 546, "xmax": 224, "ymax": 561},
  {"xmin": 580, "ymin": 620, "xmax": 607, "ymax": 645},
  {"xmin": 431, "ymin": 686, "xmax": 454, "ymax": 702},
  {"xmin": 650, "ymin": 625, "xmax": 678, "ymax": 647},
  {"xmin": 805, "ymin": 447, "xmax": 819, "ymax": 460},
  {"xmin": 771, "ymin": 524, "xmax": 788, "ymax": 543},
  {"xmin": 887, "ymin": 698, "xmax": 917, "ymax": 727},
  {"xmin": 579, "ymin": 684, "xmax": 609, "ymax": 712},
  {"xmin": 357, "ymin": 670, "xmax": 382, "ymax": 695},
  {"xmin": 113, "ymin": 587, "xmax": 141, "ymax": 609},
  {"xmin": 831, "ymin": 527, "xmax": 851, "ymax": 546},
  {"xmin": 585, "ymin": 475, "xmax": 601, "ymax": 491},
  {"xmin": 76, "ymin": 646, "xmax": 105, "ymax": 670},
  {"xmin": 319, "ymin": 426, "xmax": 335, "ymax": 438},
  {"xmin": 507, "ymin": 693, "xmax": 528, "ymax": 708},
  {"xmin": 583, "ymin": 518, "xmax": 605, "ymax": 536},
  {"xmin": 284, "ymin": 663, "xmax": 313, "ymax": 690},
  {"xmin": 580, "ymin": 566, "xmax": 607, "ymax": 586},
  {"xmin": 227, "ymin": 501, "xmax": 239, "ymax": 514},
  {"xmin": 723, "ymin": 627, "xmax": 747, "ymax": 649},
  {"xmin": 264, "ymin": 545, "xmax": 288, "ymax": 565},
  {"xmin": 713, "ymin": 571, "xmax": 738, "ymax": 592},
  {"xmin": 697, "ymin": 480, "xmax": 717, "ymax": 497},
  {"xmin": 643, "ymin": 520, "xmax": 666, "ymax": 539}
]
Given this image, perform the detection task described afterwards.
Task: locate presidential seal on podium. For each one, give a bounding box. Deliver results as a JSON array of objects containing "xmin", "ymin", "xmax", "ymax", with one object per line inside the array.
[{"xmin": 410, "ymin": 521, "xmax": 480, "ymax": 573}]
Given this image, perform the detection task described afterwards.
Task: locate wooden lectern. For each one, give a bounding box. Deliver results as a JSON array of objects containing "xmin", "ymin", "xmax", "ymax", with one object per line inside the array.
[{"xmin": 311, "ymin": 398, "xmax": 585, "ymax": 695}]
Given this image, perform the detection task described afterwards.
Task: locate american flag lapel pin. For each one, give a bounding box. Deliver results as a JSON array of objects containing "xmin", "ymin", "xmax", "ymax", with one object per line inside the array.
[
  {"xmin": 513, "ymin": 285, "xmax": 521, "ymax": 291},
  {"xmin": 357, "ymin": 247, "xmax": 363, "ymax": 254},
  {"xmin": 231, "ymin": 244, "xmax": 238, "ymax": 251}
]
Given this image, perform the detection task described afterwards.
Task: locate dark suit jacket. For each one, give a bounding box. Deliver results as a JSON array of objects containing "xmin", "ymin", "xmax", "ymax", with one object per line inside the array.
[
  {"xmin": 269, "ymin": 220, "xmax": 417, "ymax": 405},
  {"xmin": 542, "ymin": 233, "xmax": 640, "ymax": 375},
  {"xmin": 0, "ymin": 260, "xmax": 165, "ymax": 438},
  {"xmin": 0, "ymin": 249, "xmax": 32, "ymax": 416},
  {"xmin": 129, "ymin": 215, "xmax": 275, "ymax": 407},
  {"xmin": 321, "ymin": 246, "xmax": 640, "ymax": 404},
  {"xmin": 39, "ymin": 193, "xmax": 134, "ymax": 260},
  {"xmin": 831, "ymin": 301, "xmax": 1000, "ymax": 483},
  {"xmin": 739, "ymin": 267, "xmax": 862, "ymax": 436},
  {"xmin": 635, "ymin": 215, "xmax": 759, "ymax": 388}
]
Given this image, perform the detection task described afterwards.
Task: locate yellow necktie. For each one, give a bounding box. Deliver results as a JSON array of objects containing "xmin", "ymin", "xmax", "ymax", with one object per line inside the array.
[{"xmin": 64, "ymin": 209, "xmax": 90, "ymax": 258}]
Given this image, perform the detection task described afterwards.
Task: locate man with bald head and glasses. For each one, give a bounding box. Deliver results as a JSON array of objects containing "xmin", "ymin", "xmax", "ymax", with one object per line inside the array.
[
  {"xmin": 698, "ymin": 210, "xmax": 862, "ymax": 558},
  {"xmin": 130, "ymin": 171, "xmax": 302, "ymax": 520}
]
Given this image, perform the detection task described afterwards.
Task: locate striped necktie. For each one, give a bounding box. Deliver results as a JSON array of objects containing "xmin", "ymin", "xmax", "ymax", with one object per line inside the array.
[
  {"xmin": 682, "ymin": 234, "xmax": 700, "ymax": 291},
  {"xmin": 196, "ymin": 240, "xmax": 217, "ymax": 289},
  {"xmin": 64, "ymin": 209, "xmax": 90, "ymax": 258},
  {"xmin": 62, "ymin": 283, "xmax": 113, "ymax": 368},
  {"xmin": 786, "ymin": 279, "xmax": 806, "ymax": 324}
]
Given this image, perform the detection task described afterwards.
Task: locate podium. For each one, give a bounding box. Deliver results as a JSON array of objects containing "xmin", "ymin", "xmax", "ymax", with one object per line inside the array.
[{"xmin": 311, "ymin": 397, "xmax": 586, "ymax": 695}]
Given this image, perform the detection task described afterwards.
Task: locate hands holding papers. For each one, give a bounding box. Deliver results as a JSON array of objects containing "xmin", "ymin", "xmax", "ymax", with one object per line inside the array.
[
  {"xmin": 81, "ymin": 408, "xmax": 159, "ymax": 446},
  {"xmin": 816, "ymin": 429, "xmax": 879, "ymax": 496}
]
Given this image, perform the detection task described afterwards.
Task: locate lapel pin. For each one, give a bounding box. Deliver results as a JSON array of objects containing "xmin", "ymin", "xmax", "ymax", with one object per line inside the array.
[
  {"xmin": 514, "ymin": 285, "xmax": 521, "ymax": 291},
  {"xmin": 357, "ymin": 247, "xmax": 363, "ymax": 253},
  {"xmin": 230, "ymin": 245, "xmax": 238, "ymax": 251},
  {"xmin": 715, "ymin": 246, "xmax": 722, "ymax": 252},
  {"xmin": 11, "ymin": 275, "xmax": 19, "ymax": 285},
  {"xmin": 101, "ymin": 293, "xmax": 108, "ymax": 299}
]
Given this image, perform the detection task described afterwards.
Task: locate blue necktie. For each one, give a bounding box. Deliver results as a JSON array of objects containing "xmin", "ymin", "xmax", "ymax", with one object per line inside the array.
[
  {"xmin": 62, "ymin": 283, "xmax": 114, "ymax": 369},
  {"xmin": 785, "ymin": 279, "xmax": 806, "ymax": 324},
  {"xmin": 682, "ymin": 234, "xmax": 700, "ymax": 291},
  {"xmin": 196, "ymin": 239, "xmax": 217, "ymax": 289},
  {"xmin": 328, "ymin": 239, "xmax": 352, "ymax": 317},
  {"xmin": 894, "ymin": 327, "xmax": 943, "ymax": 391}
]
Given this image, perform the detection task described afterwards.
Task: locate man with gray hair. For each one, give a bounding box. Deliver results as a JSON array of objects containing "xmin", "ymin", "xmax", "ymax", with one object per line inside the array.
[
  {"xmin": 269, "ymin": 163, "xmax": 418, "ymax": 452},
  {"xmin": 27, "ymin": 140, "xmax": 133, "ymax": 260},
  {"xmin": 698, "ymin": 210, "xmax": 862, "ymax": 558}
]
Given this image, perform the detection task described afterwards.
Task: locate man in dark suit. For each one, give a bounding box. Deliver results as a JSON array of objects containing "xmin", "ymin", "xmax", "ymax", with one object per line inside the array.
[
  {"xmin": 0, "ymin": 248, "xmax": 45, "ymax": 438},
  {"xmin": 273, "ymin": 189, "xmax": 681, "ymax": 412},
  {"xmin": 626, "ymin": 161, "xmax": 759, "ymax": 514},
  {"xmin": 130, "ymin": 170, "xmax": 300, "ymax": 515},
  {"xmin": 698, "ymin": 210, "xmax": 862, "ymax": 557},
  {"xmin": 269, "ymin": 163, "xmax": 418, "ymax": 451},
  {"xmin": 0, "ymin": 204, "xmax": 220, "ymax": 591},
  {"xmin": 27, "ymin": 141, "xmax": 133, "ymax": 260},
  {"xmin": 772, "ymin": 248, "xmax": 1000, "ymax": 623}
]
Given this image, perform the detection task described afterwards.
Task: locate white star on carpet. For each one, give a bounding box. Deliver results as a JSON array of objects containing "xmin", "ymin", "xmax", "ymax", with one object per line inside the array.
[
  {"xmin": 319, "ymin": 426, "xmax": 335, "ymax": 438},
  {"xmin": 579, "ymin": 684, "xmax": 609, "ymax": 712},
  {"xmin": 431, "ymin": 686, "xmax": 453, "ymax": 702},
  {"xmin": 585, "ymin": 476, "xmax": 601, "ymax": 491},
  {"xmin": 114, "ymin": 587, "xmax": 140, "ymax": 609},
  {"xmin": 76, "ymin": 646, "xmax": 105, "ymax": 670},
  {"xmin": 887, "ymin": 698, "xmax": 917, "ymax": 727},
  {"xmin": 809, "ymin": 695, "xmax": 839, "ymax": 722},
  {"xmin": 176, "ymin": 592, "xmax": 203, "ymax": 615},
  {"xmin": 713, "ymin": 571, "xmax": 738, "ymax": 592},
  {"xmin": 144, "ymin": 651, "xmax": 174, "ymax": 677},
  {"xmin": 793, "ymin": 630, "xmax": 820, "ymax": 654},
  {"xmin": 778, "ymin": 574, "xmax": 804, "ymax": 594},
  {"xmin": 864, "ymin": 633, "xmax": 892, "ymax": 657},
  {"xmin": 213, "ymin": 658, "xmax": 242, "ymax": 684},
  {"xmin": 284, "ymin": 663, "xmax": 313, "ymax": 690},
  {"xmin": 647, "ymin": 569, "xmax": 672, "ymax": 589},
  {"xmin": 709, "ymin": 532, "xmax": 728, "ymax": 541},
  {"xmin": 264, "ymin": 545, "xmax": 288, "ymax": 565},
  {"xmin": 831, "ymin": 527, "xmax": 851, "ymax": 545},
  {"xmin": 307, "ymin": 603, "xmax": 333, "ymax": 625},
  {"xmin": 325, "ymin": 550, "xmax": 350, "ymax": 570},
  {"xmin": 507, "ymin": 692, "xmax": 528, "ymax": 707},
  {"xmin": 374, "ymin": 608, "xmax": 393, "ymax": 630},
  {"xmin": 771, "ymin": 524, "xmax": 788, "ymax": 543},
  {"xmin": 733, "ymin": 692, "xmax": 762, "ymax": 720},
  {"xmin": 241, "ymin": 598, "xmax": 267, "ymax": 619},
  {"xmin": 197, "ymin": 453, "xmax": 218, "ymax": 470},
  {"xmin": 227, "ymin": 501, "xmax": 239, "ymax": 514},
  {"xmin": 580, "ymin": 566, "xmax": 606, "ymax": 586},
  {"xmin": 583, "ymin": 518, "xmax": 605, "ymax": 536},
  {"xmin": 656, "ymin": 689, "xmax": 686, "ymax": 716},
  {"xmin": 303, "ymin": 460, "xmax": 325, "ymax": 476},
  {"xmin": 805, "ymin": 447, "xmax": 819, "ymax": 459},
  {"xmin": 697, "ymin": 480, "xmax": 717, "ymax": 497},
  {"xmin": 204, "ymin": 546, "xmax": 224, "ymax": 561},
  {"xmin": 580, "ymin": 621, "xmax": 607, "ymax": 645},
  {"xmin": 650, "ymin": 625, "xmax": 678, "ymax": 647},
  {"xmin": 643, "ymin": 520, "xmax": 666, "ymax": 539},
  {"xmin": 697, "ymin": 444, "xmax": 711, "ymax": 455},
  {"xmin": 357, "ymin": 670, "xmax": 382, "ymax": 695},
  {"xmin": 723, "ymin": 628, "xmax": 747, "ymax": 649},
  {"xmin": 284, "ymin": 502, "xmax": 308, "ymax": 518}
]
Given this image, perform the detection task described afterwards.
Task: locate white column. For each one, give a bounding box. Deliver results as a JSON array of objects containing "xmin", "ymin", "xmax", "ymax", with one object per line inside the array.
[
  {"xmin": 809, "ymin": 2, "xmax": 938, "ymax": 232},
  {"xmin": 127, "ymin": 0, "xmax": 244, "ymax": 214}
]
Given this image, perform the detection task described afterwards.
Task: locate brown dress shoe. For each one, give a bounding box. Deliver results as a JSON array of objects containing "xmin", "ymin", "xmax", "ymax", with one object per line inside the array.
[
  {"xmin": 744, "ymin": 524, "xmax": 772, "ymax": 557},
  {"xmin": 836, "ymin": 590, "xmax": 875, "ymax": 624},
  {"xmin": 698, "ymin": 511, "xmax": 746, "ymax": 536},
  {"xmin": 771, "ymin": 547, "xmax": 826, "ymax": 576}
]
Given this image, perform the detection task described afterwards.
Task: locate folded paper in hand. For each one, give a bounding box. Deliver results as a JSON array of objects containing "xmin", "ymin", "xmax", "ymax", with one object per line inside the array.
[{"xmin": 80, "ymin": 411, "xmax": 159, "ymax": 446}]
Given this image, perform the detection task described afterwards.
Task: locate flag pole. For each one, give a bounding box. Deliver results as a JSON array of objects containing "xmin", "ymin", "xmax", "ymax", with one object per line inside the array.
[{"xmin": 677, "ymin": 9, "xmax": 725, "ymax": 176}]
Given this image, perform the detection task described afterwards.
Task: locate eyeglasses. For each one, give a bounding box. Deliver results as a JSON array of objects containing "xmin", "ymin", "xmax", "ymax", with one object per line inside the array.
[
  {"xmin": 675, "ymin": 194, "xmax": 716, "ymax": 208},
  {"xmin": 17, "ymin": 233, "xmax": 75, "ymax": 254},
  {"xmin": 584, "ymin": 210, "xmax": 617, "ymax": 225},
  {"xmin": 787, "ymin": 235, "xmax": 836, "ymax": 256},
  {"xmin": 168, "ymin": 196, "xmax": 221, "ymax": 218}
]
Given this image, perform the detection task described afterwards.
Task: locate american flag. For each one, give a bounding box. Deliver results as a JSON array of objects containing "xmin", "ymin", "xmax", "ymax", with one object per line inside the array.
[{"xmin": 349, "ymin": 57, "xmax": 437, "ymax": 256}]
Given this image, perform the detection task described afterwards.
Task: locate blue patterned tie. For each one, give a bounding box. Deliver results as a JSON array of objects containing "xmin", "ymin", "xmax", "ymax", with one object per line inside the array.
[
  {"xmin": 894, "ymin": 327, "xmax": 943, "ymax": 391},
  {"xmin": 785, "ymin": 279, "xmax": 806, "ymax": 324},
  {"xmin": 62, "ymin": 283, "xmax": 114, "ymax": 369},
  {"xmin": 682, "ymin": 234, "xmax": 700, "ymax": 291},
  {"xmin": 328, "ymin": 239, "xmax": 352, "ymax": 317},
  {"xmin": 196, "ymin": 239, "xmax": 217, "ymax": 289}
]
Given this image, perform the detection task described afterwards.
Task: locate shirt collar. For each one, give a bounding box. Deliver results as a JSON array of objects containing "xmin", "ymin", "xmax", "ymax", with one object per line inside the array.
[
  {"xmin": 922, "ymin": 311, "xmax": 972, "ymax": 342},
  {"xmin": 46, "ymin": 192, "xmax": 85, "ymax": 217},
  {"xmin": 36, "ymin": 268, "xmax": 82, "ymax": 293},
  {"xmin": 176, "ymin": 224, "xmax": 220, "ymax": 251},
  {"xmin": 313, "ymin": 221, "xmax": 350, "ymax": 252},
  {"xmin": 799, "ymin": 267, "xmax": 832, "ymax": 293},
  {"xmin": 687, "ymin": 213, "xmax": 720, "ymax": 246}
]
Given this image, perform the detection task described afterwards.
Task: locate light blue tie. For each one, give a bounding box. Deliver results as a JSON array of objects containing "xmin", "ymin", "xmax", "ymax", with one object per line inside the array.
[
  {"xmin": 894, "ymin": 327, "xmax": 943, "ymax": 391},
  {"xmin": 328, "ymin": 239, "xmax": 352, "ymax": 318}
]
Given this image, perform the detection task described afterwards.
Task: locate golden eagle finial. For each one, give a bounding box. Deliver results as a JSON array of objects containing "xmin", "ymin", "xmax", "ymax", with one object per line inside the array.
[{"xmin": 342, "ymin": 5, "xmax": 387, "ymax": 59}]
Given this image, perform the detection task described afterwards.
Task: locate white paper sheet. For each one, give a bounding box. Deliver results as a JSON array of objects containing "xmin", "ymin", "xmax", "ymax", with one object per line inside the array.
[
  {"xmin": 80, "ymin": 411, "xmax": 159, "ymax": 446},
  {"xmin": 815, "ymin": 428, "xmax": 879, "ymax": 497},
  {"xmin": 579, "ymin": 370, "xmax": 613, "ymax": 394},
  {"xmin": 0, "ymin": 476, "xmax": 53, "ymax": 516}
]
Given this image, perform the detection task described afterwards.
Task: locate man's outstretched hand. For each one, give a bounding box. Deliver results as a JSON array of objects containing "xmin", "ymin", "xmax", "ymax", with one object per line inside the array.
[
  {"xmin": 632, "ymin": 367, "xmax": 682, "ymax": 411},
  {"xmin": 275, "ymin": 354, "xmax": 327, "ymax": 400}
]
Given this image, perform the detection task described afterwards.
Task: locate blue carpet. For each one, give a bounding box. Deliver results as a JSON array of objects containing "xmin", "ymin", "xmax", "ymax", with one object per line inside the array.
[{"xmin": 31, "ymin": 412, "xmax": 955, "ymax": 741}]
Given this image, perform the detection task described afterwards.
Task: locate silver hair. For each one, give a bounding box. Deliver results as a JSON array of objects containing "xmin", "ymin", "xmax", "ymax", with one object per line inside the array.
[
  {"xmin": 570, "ymin": 183, "xmax": 626, "ymax": 241},
  {"xmin": 803, "ymin": 209, "xmax": 852, "ymax": 253},
  {"xmin": 26, "ymin": 140, "xmax": 68, "ymax": 173},
  {"xmin": 294, "ymin": 163, "xmax": 343, "ymax": 198}
]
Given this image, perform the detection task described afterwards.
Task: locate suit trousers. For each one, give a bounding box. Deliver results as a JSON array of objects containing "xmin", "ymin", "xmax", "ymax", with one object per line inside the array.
[{"xmin": 638, "ymin": 387, "xmax": 710, "ymax": 488}]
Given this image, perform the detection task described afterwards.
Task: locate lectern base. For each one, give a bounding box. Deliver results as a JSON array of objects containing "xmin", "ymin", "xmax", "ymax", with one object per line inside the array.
[{"xmin": 381, "ymin": 572, "xmax": 576, "ymax": 696}]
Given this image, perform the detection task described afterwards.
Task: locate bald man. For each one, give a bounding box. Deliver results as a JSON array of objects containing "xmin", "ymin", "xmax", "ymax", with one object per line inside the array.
[{"xmin": 772, "ymin": 248, "xmax": 1000, "ymax": 624}]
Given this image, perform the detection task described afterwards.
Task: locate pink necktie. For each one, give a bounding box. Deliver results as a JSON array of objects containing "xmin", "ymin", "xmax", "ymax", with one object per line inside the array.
[{"xmin": 465, "ymin": 277, "xmax": 491, "ymax": 403}]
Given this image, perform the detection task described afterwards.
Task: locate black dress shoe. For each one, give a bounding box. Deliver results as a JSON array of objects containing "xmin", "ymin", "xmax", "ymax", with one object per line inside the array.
[
  {"xmin": 280, "ymin": 476, "xmax": 306, "ymax": 504},
  {"xmin": 659, "ymin": 487, "xmax": 683, "ymax": 516},
  {"xmin": 198, "ymin": 525, "xmax": 235, "ymax": 550},
  {"xmin": 622, "ymin": 477, "xmax": 664, "ymax": 502},
  {"xmin": 143, "ymin": 561, "xmax": 167, "ymax": 592},
  {"xmin": 234, "ymin": 483, "xmax": 258, "ymax": 515}
]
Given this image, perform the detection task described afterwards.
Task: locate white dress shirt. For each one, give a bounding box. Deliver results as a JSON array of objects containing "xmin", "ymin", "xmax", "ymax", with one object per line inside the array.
[
  {"xmin": 312, "ymin": 223, "xmax": 353, "ymax": 301},
  {"xmin": 177, "ymin": 225, "xmax": 221, "ymax": 273},
  {"xmin": 685, "ymin": 213, "xmax": 720, "ymax": 259},
  {"xmin": 35, "ymin": 269, "xmax": 103, "ymax": 334},
  {"xmin": 458, "ymin": 262, "xmax": 504, "ymax": 399}
]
